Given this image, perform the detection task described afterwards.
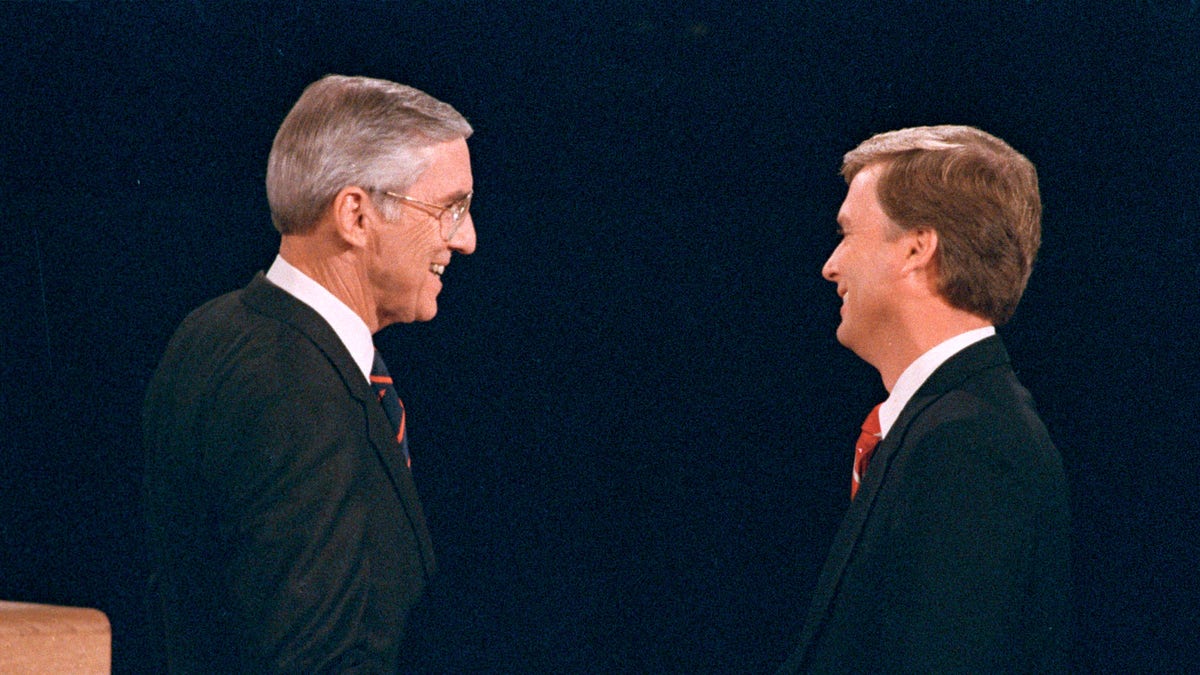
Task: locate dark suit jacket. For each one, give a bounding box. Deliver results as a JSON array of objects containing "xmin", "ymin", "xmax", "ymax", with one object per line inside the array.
[
  {"xmin": 780, "ymin": 336, "xmax": 1071, "ymax": 673},
  {"xmin": 144, "ymin": 273, "xmax": 436, "ymax": 673}
]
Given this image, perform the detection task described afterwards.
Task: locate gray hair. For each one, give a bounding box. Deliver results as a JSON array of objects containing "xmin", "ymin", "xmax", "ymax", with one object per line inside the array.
[{"xmin": 266, "ymin": 74, "xmax": 473, "ymax": 234}]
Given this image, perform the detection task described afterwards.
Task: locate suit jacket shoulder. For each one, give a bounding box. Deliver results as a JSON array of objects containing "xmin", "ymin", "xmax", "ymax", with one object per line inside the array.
[
  {"xmin": 782, "ymin": 336, "xmax": 1071, "ymax": 673},
  {"xmin": 144, "ymin": 273, "xmax": 435, "ymax": 672}
]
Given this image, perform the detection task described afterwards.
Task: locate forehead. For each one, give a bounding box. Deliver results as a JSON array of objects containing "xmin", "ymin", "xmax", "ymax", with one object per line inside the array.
[
  {"xmin": 409, "ymin": 137, "xmax": 473, "ymax": 197},
  {"xmin": 837, "ymin": 164, "xmax": 885, "ymax": 225}
]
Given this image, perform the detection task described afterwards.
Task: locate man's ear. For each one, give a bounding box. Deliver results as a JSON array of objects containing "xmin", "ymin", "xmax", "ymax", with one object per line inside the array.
[
  {"xmin": 331, "ymin": 186, "xmax": 372, "ymax": 247},
  {"xmin": 902, "ymin": 227, "xmax": 939, "ymax": 275}
]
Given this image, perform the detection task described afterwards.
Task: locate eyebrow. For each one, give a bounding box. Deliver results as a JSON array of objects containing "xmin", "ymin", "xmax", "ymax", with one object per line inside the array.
[{"xmin": 425, "ymin": 189, "xmax": 472, "ymax": 208}]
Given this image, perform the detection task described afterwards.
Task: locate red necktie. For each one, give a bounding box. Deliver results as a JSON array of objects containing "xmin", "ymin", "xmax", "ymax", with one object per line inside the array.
[
  {"xmin": 850, "ymin": 404, "xmax": 883, "ymax": 500},
  {"xmin": 370, "ymin": 350, "xmax": 411, "ymax": 468}
]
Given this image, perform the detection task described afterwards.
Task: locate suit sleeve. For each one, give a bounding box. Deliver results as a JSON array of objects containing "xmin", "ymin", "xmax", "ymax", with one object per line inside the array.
[
  {"xmin": 201, "ymin": 351, "xmax": 386, "ymax": 673},
  {"xmin": 875, "ymin": 415, "xmax": 1047, "ymax": 672}
]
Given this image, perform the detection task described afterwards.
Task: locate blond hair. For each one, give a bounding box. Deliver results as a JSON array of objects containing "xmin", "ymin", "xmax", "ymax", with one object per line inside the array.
[{"xmin": 843, "ymin": 125, "xmax": 1041, "ymax": 325}]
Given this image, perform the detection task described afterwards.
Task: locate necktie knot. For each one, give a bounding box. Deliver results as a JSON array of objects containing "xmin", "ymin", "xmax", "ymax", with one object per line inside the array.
[
  {"xmin": 370, "ymin": 350, "xmax": 411, "ymax": 468},
  {"xmin": 851, "ymin": 403, "xmax": 883, "ymax": 500}
]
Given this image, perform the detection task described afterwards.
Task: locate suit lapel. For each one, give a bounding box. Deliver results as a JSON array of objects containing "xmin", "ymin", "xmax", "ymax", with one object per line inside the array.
[
  {"xmin": 239, "ymin": 273, "xmax": 436, "ymax": 576},
  {"xmin": 792, "ymin": 336, "xmax": 1012, "ymax": 664},
  {"xmin": 859, "ymin": 337, "xmax": 1011, "ymax": 495}
]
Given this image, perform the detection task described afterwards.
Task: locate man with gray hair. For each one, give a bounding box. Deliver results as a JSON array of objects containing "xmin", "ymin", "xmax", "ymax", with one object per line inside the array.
[
  {"xmin": 144, "ymin": 74, "xmax": 476, "ymax": 672},
  {"xmin": 779, "ymin": 125, "xmax": 1070, "ymax": 672}
]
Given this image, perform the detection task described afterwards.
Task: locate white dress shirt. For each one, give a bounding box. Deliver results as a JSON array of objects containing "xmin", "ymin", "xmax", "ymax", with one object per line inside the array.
[
  {"xmin": 265, "ymin": 255, "xmax": 375, "ymax": 383},
  {"xmin": 878, "ymin": 326, "xmax": 996, "ymax": 439}
]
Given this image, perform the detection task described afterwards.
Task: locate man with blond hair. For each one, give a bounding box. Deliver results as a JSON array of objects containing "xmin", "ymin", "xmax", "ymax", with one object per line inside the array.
[
  {"xmin": 780, "ymin": 126, "xmax": 1070, "ymax": 672},
  {"xmin": 144, "ymin": 74, "xmax": 476, "ymax": 672}
]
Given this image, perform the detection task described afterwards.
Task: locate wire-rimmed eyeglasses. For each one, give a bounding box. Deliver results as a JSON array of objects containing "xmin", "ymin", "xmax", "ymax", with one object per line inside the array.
[{"xmin": 383, "ymin": 190, "xmax": 473, "ymax": 241}]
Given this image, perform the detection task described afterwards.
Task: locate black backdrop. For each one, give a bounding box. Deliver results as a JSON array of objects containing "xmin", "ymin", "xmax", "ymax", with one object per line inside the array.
[{"xmin": 2, "ymin": 2, "xmax": 1197, "ymax": 672}]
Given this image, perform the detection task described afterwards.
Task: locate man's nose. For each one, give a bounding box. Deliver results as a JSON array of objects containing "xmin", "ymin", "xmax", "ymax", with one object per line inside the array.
[
  {"xmin": 821, "ymin": 249, "xmax": 838, "ymax": 281},
  {"xmin": 450, "ymin": 214, "xmax": 476, "ymax": 254}
]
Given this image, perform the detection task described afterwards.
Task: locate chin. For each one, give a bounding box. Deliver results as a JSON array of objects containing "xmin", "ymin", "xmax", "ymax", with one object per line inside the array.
[{"xmin": 835, "ymin": 323, "xmax": 860, "ymax": 351}]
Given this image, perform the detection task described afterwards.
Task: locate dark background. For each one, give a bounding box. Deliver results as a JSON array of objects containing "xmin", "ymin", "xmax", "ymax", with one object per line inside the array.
[{"xmin": 2, "ymin": 1, "xmax": 1197, "ymax": 672}]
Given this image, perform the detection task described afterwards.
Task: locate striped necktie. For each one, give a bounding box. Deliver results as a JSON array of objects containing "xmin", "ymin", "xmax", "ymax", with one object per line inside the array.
[
  {"xmin": 370, "ymin": 350, "xmax": 411, "ymax": 468},
  {"xmin": 850, "ymin": 403, "xmax": 883, "ymax": 500}
]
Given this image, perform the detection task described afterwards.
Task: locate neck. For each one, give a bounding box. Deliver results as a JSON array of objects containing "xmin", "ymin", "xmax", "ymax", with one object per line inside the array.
[
  {"xmin": 279, "ymin": 233, "xmax": 380, "ymax": 333},
  {"xmin": 870, "ymin": 300, "xmax": 992, "ymax": 391}
]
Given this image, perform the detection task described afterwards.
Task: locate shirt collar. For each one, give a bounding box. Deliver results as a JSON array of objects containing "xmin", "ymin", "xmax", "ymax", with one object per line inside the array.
[
  {"xmin": 878, "ymin": 326, "xmax": 996, "ymax": 438},
  {"xmin": 264, "ymin": 255, "xmax": 375, "ymax": 382}
]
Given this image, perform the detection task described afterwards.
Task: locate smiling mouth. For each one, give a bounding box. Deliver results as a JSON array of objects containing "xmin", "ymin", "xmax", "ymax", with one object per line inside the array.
[{"xmin": 431, "ymin": 263, "xmax": 445, "ymax": 276}]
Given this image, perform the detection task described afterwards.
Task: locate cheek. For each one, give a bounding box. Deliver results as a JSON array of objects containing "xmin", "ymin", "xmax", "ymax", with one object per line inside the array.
[{"xmin": 834, "ymin": 247, "xmax": 858, "ymax": 279}]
